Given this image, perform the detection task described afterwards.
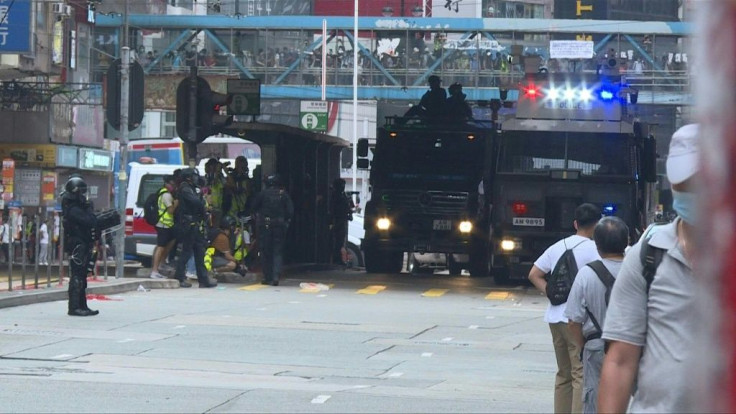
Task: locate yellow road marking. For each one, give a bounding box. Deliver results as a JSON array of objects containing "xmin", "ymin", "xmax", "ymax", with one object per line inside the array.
[
  {"xmin": 485, "ymin": 291, "xmax": 510, "ymax": 300},
  {"xmin": 356, "ymin": 285, "xmax": 386, "ymax": 295},
  {"xmin": 239, "ymin": 284, "xmax": 269, "ymax": 291},
  {"xmin": 421, "ymin": 289, "xmax": 448, "ymax": 297}
]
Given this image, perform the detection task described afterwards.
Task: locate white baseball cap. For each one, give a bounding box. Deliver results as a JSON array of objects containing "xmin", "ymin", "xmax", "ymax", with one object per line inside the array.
[{"xmin": 666, "ymin": 123, "xmax": 699, "ymax": 185}]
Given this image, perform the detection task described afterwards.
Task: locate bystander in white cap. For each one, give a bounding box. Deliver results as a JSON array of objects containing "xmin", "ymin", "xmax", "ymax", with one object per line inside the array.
[{"xmin": 666, "ymin": 123, "xmax": 700, "ymax": 185}]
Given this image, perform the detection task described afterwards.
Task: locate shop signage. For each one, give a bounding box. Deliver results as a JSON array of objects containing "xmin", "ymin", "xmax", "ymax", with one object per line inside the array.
[
  {"xmin": 0, "ymin": 0, "xmax": 31, "ymax": 54},
  {"xmin": 0, "ymin": 145, "xmax": 57, "ymax": 168},
  {"xmin": 41, "ymin": 171, "xmax": 57, "ymax": 204},
  {"xmin": 2, "ymin": 158, "xmax": 14, "ymax": 201},
  {"xmin": 56, "ymin": 146, "xmax": 78, "ymax": 167},
  {"xmin": 78, "ymin": 148, "xmax": 113, "ymax": 171}
]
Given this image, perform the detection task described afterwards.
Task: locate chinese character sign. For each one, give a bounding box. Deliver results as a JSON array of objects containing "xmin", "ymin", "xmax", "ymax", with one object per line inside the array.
[{"xmin": 0, "ymin": 0, "xmax": 31, "ymax": 54}]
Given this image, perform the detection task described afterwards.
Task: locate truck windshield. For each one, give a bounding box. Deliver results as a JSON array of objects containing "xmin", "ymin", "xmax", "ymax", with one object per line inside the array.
[
  {"xmin": 497, "ymin": 131, "xmax": 631, "ymax": 176},
  {"xmin": 376, "ymin": 132, "xmax": 484, "ymax": 188}
]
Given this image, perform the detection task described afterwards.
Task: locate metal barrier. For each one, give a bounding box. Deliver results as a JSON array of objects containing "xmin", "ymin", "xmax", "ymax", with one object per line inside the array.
[{"xmin": 1, "ymin": 213, "xmax": 122, "ymax": 291}]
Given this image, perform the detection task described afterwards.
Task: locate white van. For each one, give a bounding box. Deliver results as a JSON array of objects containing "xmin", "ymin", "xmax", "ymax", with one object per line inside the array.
[{"xmin": 123, "ymin": 162, "xmax": 205, "ymax": 266}]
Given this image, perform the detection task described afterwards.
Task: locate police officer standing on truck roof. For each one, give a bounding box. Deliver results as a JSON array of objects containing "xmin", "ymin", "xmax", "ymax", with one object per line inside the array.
[
  {"xmin": 173, "ymin": 168, "xmax": 218, "ymax": 288},
  {"xmin": 61, "ymin": 174, "xmax": 100, "ymax": 317},
  {"xmin": 251, "ymin": 174, "xmax": 293, "ymax": 286}
]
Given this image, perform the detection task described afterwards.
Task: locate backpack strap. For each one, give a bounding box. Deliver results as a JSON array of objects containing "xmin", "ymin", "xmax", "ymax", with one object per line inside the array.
[
  {"xmin": 157, "ymin": 187, "xmax": 170, "ymax": 220},
  {"xmin": 583, "ymin": 260, "xmax": 615, "ymax": 342},
  {"xmin": 639, "ymin": 233, "xmax": 665, "ymax": 293}
]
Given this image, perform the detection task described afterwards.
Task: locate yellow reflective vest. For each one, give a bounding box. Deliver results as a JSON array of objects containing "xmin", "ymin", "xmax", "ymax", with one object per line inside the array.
[{"xmin": 157, "ymin": 188, "xmax": 174, "ymax": 228}]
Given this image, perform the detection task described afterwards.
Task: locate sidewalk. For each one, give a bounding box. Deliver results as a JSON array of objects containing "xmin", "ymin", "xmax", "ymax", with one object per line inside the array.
[{"xmin": 0, "ymin": 260, "xmax": 341, "ymax": 309}]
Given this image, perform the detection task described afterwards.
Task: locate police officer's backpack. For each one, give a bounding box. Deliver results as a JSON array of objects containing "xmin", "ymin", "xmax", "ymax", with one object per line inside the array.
[
  {"xmin": 546, "ymin": 239, "xmax": 587, "ymax": 306},
  {"xmin": 143, "ymin": 188, "xmax": 166, "ymax": 226}
]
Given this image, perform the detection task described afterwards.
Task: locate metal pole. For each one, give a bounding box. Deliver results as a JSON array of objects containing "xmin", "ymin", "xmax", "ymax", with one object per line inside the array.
[
  {"xmin": 46, "ymin": 215, "xmax": 51, "ymax": 288},
  {"xmin": 322, "ymin": 19, "xmax": 327, "ymax": 101},
  {"xmin": 7, "ymin": 215, "xmax": 12, "ymax": 291},
  {"xmin": 33, "ymin": 214, "xmax": 39, "ymax": 288},
  {"xmin": 21, "ymin": 214, "xmax": 26, "ymax": 288},
  {"xmin": 188, "ymin": 65, "xmax": 199, "ymax": 166},
  {"xmin": 116, "ymin": 46, "xmax": 130, "ymax": 279},
  {"xmin": 352, "ymin": 0, "xmax": 359, "ymax": 194}
]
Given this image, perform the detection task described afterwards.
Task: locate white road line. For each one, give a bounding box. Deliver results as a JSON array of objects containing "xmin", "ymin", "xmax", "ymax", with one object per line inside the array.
[
  {"xmin": 485, "ymin": 316, "xmax": 496, "ymax": 320},
  {"xmin": 311, "ymin": 395, "xmax": 331, "ymax": 404},
  {"xmin": 173, "ymin": 325, "xmax": 186, "ymax": 329},
  {"xmin": 51, "ymin": 354, "xmax": 73, "ymax": 359},
  {"xmin": 441, "ymin": 337, "xmax": 453, "ymax": 342},
  {"xmin": 387, "ymin": 372, "xmax": 404, "ymax": 378},
  {"xmin": 421, "ymin": 352, "xmax": 433, "ymax": 357},
  {"xmin": 469, "ymin": 325, "xmax": 479, "ymax": 329},
  {"xmin": 117, "ymin": 338, "xmax": 135, "ymax": 343}
]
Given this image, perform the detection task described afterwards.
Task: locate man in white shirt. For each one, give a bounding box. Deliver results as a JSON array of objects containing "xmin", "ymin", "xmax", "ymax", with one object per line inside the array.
[
  {"xmin": 528, "ymin": 203, "xmax": 602, "ymax": 413},
  {"xmin": 38, "ymin": 220, "xmax": 49, "ymax": 266}
]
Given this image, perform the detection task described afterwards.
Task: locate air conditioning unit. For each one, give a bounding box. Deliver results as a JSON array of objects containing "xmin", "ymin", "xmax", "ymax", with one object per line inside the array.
[
  {"xmin": 64, "ymin": 5, "xmax": 72, "ymax": 15},
  {"xmin": 52, "ymin": 3, "xmax": 65, "ymax": 14}
]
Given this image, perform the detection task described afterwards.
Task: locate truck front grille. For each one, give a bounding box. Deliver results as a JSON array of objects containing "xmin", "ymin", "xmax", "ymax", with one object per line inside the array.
[{"xmin": 383, "ymin": 190, "xmax": 469, "ymax": 215}]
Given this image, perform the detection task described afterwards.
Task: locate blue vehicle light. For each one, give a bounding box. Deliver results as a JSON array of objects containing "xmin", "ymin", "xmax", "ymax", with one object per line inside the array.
[
  {"xmin": 599, "ymin": 90, "xmax": 614, "ymax": 100},
  {"xmin": 602, "ymin": 203, "xmax": 617, "ymax": 216}
]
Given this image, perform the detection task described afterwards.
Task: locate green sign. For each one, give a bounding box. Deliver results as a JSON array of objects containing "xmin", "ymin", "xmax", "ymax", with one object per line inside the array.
[
  {"xmin": 299, "ymin": 101, "xmax": 328, "ymax": 131},
  {"xmin": 227, "ymin": 79, "xmax": 261, "ymax": 115}
]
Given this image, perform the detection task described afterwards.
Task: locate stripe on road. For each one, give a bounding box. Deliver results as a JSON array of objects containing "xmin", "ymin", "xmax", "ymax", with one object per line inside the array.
[
  {"xmin": 356, "ymin": 285, "xmax": 386, "ymax": 295},
  {"xmin": 421, "ymin": 289, "xmax": 448, "ymax": 297},
  {"xmin": 239, "ymin": 284, "xmax": 269, "ymax": 291},
  {"xmin": 311, "ymin": 395, "xmax": 331, "ymax": 404},
  {"xmin": 485, "ymin": 291, "xmax": 509, "ymax": 300}
]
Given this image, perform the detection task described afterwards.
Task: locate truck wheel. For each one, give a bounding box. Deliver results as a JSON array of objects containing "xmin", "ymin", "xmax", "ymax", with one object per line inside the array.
[
  {"xmin": 345, "ymin": 243, "xmax": 363, "ymax": 268},
  {"xmin": 364, "ymin": 247, "xmax": 382, "ymax": 273},
  {"xmin": 448, "ymin": 255, "xmax": 463, "ymax": 276},
  {"xmin": 386, "ymin": 251, "xmax": 404, "ymax": 274},
  {"xmin": 492, "ymin": 267, "xmax": 510, "ymax": 285}
]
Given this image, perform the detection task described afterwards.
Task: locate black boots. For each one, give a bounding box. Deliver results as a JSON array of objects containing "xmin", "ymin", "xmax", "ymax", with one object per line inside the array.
[{"xmin": 67, "ymin": 277, "xmax": 99, "ymax": 317}]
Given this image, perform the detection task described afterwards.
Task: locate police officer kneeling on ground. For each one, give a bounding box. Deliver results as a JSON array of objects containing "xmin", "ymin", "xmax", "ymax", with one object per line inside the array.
[
  {"xmin": 251, "ymin": 174, "xmax": 293, "ymax": 286},
  {"xmin": 61, "ymin": 174, "xmax": 99, "ymax": 317},
  {"xmin": 173, "ymin": 168, "xmax": 218, "ymax": 288}
]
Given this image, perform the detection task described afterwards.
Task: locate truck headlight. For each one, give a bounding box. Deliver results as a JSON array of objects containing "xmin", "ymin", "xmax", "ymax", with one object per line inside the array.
[
  {"xmin": 458, "ymin": 220, "xmax": 473, "ymax": 233},
  {"xmin": 501, "ymin": 239, "xmax": 517, "ymax": 251},
  {"xmin": 376, "ymin": 217, "xmax": 391, "ymax": 230}
]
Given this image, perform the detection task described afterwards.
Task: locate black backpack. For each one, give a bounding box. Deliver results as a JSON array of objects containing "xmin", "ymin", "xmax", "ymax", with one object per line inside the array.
[
  {"xmin": 143, "ymin": 188, "xmax": 166, "ymax": 226},
  {"xmin": 584, "ymin": 260, "xmax": 616, "ymax": 342},
  {"xmin": 546, "ymin": 239, "xmax": 587, "ymax": 306},
  {"xmin": 639, "ymin": 225, "xmax": 666, "ymax": 293}
]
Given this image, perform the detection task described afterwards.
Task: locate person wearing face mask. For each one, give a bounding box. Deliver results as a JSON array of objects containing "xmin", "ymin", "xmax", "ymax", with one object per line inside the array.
[{"xmin": 598, "ymin": 123, "xmax": 699, "ymax": 413}]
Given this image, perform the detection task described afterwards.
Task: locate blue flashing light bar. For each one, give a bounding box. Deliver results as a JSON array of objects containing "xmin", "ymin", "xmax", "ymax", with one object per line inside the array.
[{"xmin": 602, "ymin": 203, "xmax": 617, "ymax": 216}]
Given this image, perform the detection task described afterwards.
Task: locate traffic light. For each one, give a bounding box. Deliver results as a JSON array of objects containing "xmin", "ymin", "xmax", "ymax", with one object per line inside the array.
[
  {"xmin": 199, "ymin": 89, "xmax": 233, "ymax": 139},
  {"xmin": 176, "ymin": 75, "xmax": 233, "ymax": 143}
]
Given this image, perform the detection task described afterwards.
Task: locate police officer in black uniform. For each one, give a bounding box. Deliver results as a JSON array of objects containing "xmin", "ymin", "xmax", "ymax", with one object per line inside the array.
[
  {"xmin": 251, "ymin": 174, "xmax": 293, "ymax": 286},
  {"xmin": 61, "ymin": 174, "xmax": 99, "ymax": 317},
  {"xmin": 173, "ymin": 168, "xmax": 218, "ymax": 288}
]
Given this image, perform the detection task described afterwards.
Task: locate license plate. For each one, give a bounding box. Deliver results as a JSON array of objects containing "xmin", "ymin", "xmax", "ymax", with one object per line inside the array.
[
  {"xmin": 433, "ymin": 219, "xmax": 452, "ymax": 230},
  {"xmin": 513, "ymin": 217, "xmax": 545, "ymax": 227}
]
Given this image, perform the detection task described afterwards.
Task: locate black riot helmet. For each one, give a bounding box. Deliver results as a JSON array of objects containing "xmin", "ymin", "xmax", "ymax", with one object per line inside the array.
[
  {"xmin": 180, "ymin": 167, "xmax": 199, "ymax": 183},
  {"xmin": 264, "ymin": 174, "xmax": 281, "ymax": 188},
  {"xmin": 219, "ymin": 215, "xmax": 236, "ymax": 230},
  {"xmin": 64, "ymin": 174, "xmax": 88, "ymax": 197}
]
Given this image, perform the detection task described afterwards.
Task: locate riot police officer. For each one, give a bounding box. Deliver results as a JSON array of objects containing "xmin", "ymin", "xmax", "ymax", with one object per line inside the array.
[
  {"xmin": 173, "ymin": 168, "xmax": 218, "ymax": 288},
  {"xmin": 61, "ymin": 174, "xmax": 99, "ymax": 316},
  {"xmin": 251, "ymin": 174, "xmax": 293, "ymax": 286}
]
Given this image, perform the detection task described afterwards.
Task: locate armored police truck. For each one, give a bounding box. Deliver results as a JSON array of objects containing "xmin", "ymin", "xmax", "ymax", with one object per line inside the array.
[
  {"xmin": 356, "ymin": 117, "xmax": 495, "ymax": 276},
  {"xmin": 490, "ymin": 74, "xmax": 657, "ymax": 283}
]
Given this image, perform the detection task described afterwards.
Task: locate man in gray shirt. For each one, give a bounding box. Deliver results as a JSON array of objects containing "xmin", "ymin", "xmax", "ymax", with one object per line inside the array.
[
  {"xmin": 598, "ymin": 124, "xmax": 699, "ymax": 412},
  {"xmin": 565, "ymin": 216, "xmax": 628, "ymax": 413}
]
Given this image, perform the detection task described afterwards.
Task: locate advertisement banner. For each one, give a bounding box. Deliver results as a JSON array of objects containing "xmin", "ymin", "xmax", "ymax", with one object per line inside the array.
[
  {"xmin": 2, "ymin": 158, "xmax": 14, "ymax": 201},
  {"xmin": 0, "ymin": 144, "xmax": 57, "ymax": 168},
  {"xmin": 0, "ymin": 0, "xmax": 31, "ymax": 54},
  {"xmin": 41, "ymin": 171, "xmax": 57, "ymax": 204}
]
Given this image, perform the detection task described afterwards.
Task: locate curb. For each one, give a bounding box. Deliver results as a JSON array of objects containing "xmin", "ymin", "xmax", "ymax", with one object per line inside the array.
[{"xmin": 0, "ymin": 279, "xmax": 180, "ymax": 309}]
